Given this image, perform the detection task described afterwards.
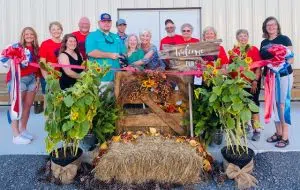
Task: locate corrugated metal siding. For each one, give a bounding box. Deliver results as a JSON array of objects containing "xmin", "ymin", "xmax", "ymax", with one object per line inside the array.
[{"xmin": 0, "ymin": 0, "xmax": 299, "ymax": 72}]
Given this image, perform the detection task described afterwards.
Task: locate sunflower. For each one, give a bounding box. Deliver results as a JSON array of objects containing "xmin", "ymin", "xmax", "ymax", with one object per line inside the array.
[
  {"xmin": 244, "ymin": 57, "xmax": 253, "ymax": 64},
  {"xmin": 212, "ymin": 68, "xmax": 218, "ymax": 75},
  {"xmin": 70, "ymin": 110, "xmax": 79, "ymax": 121},
  {"xmin": 142, "ymin": 79, "xmax": 156, "ymax": 88},
  {"xmin": 95, "ymin": 67, "xmax": 102, "ymax": 73}
]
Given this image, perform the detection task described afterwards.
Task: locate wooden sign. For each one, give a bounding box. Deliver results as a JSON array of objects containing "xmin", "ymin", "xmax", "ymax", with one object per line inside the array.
[{"xmin": 160, "ymin": 39, "xmax": 222, "ymax": 71}]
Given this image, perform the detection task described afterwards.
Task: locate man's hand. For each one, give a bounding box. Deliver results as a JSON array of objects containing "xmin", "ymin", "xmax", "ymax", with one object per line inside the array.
[{"xmin": 111, "ymin": 53, "xmax": 120, "ymax": 60}]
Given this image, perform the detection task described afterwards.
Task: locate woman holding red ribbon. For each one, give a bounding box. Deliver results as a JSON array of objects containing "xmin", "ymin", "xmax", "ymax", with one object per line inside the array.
[
  {"xmin": 260, "ymin": 17, "xmax": 294, "ymax": 148},
  {"xmin": 1, "ymin": 27, "xmax": 40, "ymax": 144},
  {"xmin": 229, "ymin": 29, "xmax": 262, "ymax": 141}
]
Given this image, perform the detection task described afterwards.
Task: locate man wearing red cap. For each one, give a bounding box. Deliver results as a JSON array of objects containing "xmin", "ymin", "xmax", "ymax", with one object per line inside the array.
[{"xmin": 72, "ymin": 17, "xmax": 91, "ymax": 60}]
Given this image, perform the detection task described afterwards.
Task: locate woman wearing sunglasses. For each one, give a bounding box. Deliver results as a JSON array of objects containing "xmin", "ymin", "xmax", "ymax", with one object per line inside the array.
[{"xmin": 180, "ymin": 23, "xmax": 200, "ymax": 43}]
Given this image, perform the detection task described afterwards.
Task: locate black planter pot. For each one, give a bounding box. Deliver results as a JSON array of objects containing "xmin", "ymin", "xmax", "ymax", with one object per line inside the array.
[
  {"xmin": 213, "ymin": 130, "xmax": 223, "ymax": 145},
  {"xmin": 80, "ymin": 133, "xmax": 98, "ymax": 151},
  {"xmin": 50, "ymin": 147, "xmax": 83, "ymax": 167},
  {"xmin": 221, "ymin": 145, "xmax": 254, "ymax": 168}
]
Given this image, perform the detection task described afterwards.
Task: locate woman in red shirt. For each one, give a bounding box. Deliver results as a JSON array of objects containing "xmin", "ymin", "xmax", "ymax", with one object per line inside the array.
[
  {"xmin": 39, "ymin": 21, "xmax": 63, "ymax": 93},
  {"xmin": 202, "ymin": 26, "xmax": 228, "ymax": 66},
  {"xmin": 180, "ymin": 23, "xmax": 200, "ymax": 43},
  {"xmin": 229, "ymin": 29, "xmax": 262, "ymax": 141},
  {"xmin": 6, "ymin": 27, "xmax": 40, "ymax": 144}
]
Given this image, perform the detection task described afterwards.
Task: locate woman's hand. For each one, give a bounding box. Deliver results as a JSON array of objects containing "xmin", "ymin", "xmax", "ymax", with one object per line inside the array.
[
  {"xmin": 35, "ymin": 78, "xmax": 40, "ymax": 93},
  {"xmin": 250, "ymin": 80, "xmax": 258, "ymax": 94}
]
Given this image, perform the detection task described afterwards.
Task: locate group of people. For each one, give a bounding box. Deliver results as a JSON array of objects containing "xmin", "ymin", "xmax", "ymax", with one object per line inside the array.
[{"xmin": 2, "ymin": 13, "xmax": 294, "ymax": 149}]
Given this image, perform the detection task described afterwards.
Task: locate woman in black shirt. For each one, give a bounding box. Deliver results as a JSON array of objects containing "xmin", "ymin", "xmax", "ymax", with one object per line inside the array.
[
  {"xmin": 58, "ymin": 34, "xmax": 84, "ymax": 90},
  {"xmin": 260, "ymin": 17, "xmax": 294, "ymax": 148}
]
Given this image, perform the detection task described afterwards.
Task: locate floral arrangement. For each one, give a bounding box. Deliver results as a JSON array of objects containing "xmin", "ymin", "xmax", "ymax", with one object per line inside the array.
[
  {"xmin": 41, "ymin": 61, "xmax": 109, "ymax": 158},
  {"xmin": 119, "ymin": 72, "xmax": 186, "ymax": 114},
  {"xmin": 119, "ymin": 72, "xmax": 173, "ymax": 102},
  {"xmin": 194, "ymin": 52, "xmax": 259, "ymax": 153}
]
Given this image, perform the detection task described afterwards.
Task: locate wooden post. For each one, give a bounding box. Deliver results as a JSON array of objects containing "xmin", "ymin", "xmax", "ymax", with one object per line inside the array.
[{"xmin": 188, "ymin": 83, "xmax": 194, "ymax": 137}]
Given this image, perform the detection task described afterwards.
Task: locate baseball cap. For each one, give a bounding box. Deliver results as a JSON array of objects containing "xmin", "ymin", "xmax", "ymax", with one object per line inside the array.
[
  {"xmin": 165, "ymin": 19, "xmax": 174, "ymax": 25},
  {"xmin": 116, "ymin": 19, "xmax": 127, "ymax": 26},
  {"xmin": 100, "ymin": 13, "xmax": 112, "ymax": 21}
]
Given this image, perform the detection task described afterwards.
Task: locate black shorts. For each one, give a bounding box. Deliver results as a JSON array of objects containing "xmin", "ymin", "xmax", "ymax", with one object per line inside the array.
[{"xmin": 245, "ymin": 81, "xmax": 261, "ymax": 114}]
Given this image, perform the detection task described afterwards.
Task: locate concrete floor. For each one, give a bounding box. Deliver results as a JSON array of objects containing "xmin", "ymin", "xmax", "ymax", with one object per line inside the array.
[{"xmin": 0, "ymin": 102, "xmax": 299, "ymax": 156}]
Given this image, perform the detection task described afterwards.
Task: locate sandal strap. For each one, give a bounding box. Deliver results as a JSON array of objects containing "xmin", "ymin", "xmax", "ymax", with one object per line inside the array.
[{"xmin": 275, "ymin": 139, "xmax": 289, "ymax": 147}]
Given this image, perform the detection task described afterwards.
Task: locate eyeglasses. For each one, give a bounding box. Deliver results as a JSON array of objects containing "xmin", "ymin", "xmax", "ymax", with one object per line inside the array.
[
  {"xmin": 182, "ymin": 30, "xmax": 191, "ymax": 33},
  {"xmin": 165, "ymin": 27, "xmax": 174, "ymax": 30},
  {"xmin": 266, "ymin": 23, "xmax": 277, "ymax": 27}
]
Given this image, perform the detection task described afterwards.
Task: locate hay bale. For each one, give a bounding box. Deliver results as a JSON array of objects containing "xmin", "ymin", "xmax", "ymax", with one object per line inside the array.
[{"xmin": 94, "ymin": 136, "xmax": 205, "ymax": 184}]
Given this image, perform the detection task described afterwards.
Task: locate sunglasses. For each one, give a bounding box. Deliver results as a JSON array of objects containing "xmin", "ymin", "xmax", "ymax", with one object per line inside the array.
[{"xmin": 182, "ymin": 30, "xmax": 191, "ymax": 32}]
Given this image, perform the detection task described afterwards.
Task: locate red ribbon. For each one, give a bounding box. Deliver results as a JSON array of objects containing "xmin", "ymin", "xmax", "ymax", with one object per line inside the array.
[
  {"xmin": 29, "ymin": 62, "xmax": 202, "ymax": 76},
  {"xmin": 249, "ymin": 44, "xmax": 287, "ymax": 123}
]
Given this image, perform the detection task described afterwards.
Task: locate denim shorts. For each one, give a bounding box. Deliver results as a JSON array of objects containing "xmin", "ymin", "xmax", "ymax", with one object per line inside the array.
[
  {"xmin": 40, "ymin": 77, "xmax": 46, "ymax": 94},
  {"xmin": 7, "ymin": 74, "xmax": 36, "ymax": 93}
]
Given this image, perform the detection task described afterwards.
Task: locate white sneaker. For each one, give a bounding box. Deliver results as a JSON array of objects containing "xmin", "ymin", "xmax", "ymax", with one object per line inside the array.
[
  {"xmin": 21, "ymin": 130, "xmax": 34, "ymax": 140},
  {"xmin": 13, "ymin": 135, "xmax": 31, "ymax": 145}
]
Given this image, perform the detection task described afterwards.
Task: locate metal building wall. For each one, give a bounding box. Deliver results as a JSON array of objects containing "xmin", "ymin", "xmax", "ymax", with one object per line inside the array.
[{"xmin": 0, "ymin": 0, "xmax": 299, "ymax": 72}]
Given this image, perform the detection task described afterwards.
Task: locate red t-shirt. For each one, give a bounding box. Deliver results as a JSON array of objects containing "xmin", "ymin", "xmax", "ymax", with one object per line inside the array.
[
  {"xmin": 72, "ymin": 31, "xmax": 89, "ymax": 60},
  {"xmin": 39, "ymin": 39, "xmax": 61, "ymax": 64},
  {"xmin": 159, "ymin": 34, "xmax": 183, "ymax": 50},
  {"xmin": 6, "ymin": 45, "xmax": 39, "ymax": 83},
  {"xmin": 180, "ymin": 37, "xmax": 200, "ymax": 44},
  {"xmin": 229, "ymin": 45, "xmax": 261, "ymax": 79},
  {"xmin": 203, "ymin": 45, "xmax": 229, "ymax": 68}
]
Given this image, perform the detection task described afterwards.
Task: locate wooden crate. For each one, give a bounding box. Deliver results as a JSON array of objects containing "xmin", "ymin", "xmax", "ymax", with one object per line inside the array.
[
  {"xmin": 292, "ymin": 69, "xmax": 300, "ymax": 100},
  {"xmin": 114, "ymin": 72, "xmax": 192, "ymax": 135}
]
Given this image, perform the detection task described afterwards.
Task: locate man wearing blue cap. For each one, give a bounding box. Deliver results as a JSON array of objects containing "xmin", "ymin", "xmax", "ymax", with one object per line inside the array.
[
  {"xmin": 116, "ymin": 18, "xmax": 128, "ymax": 44},
  {"xmin": 86, "ymin": 13, "xmax": 125, "ymax": 83}
]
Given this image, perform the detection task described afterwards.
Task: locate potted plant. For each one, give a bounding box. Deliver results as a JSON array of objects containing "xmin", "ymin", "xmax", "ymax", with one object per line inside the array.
[
  {"xmin": 41, "ymin": 61, "xmax": 109, "ymax": 183},
  {"xmin": 81, "ymin": 86, "xmax": 119, "ymax": 151},
  {"xmin": 92, "ymin": 86, "xmax": 119, "ymax": 144},
  {"xmin": 194, "ymin": 54, "xmax": 259, "ymax": 168}
]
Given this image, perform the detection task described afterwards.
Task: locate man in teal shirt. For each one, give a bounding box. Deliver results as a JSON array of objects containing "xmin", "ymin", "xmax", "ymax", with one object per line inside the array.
[{"xmin": 86, "ymin": 13, "xmax": 125, "ymax": 82}]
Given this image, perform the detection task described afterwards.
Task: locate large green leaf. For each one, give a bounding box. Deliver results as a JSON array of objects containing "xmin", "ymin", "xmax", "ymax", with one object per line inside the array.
[
  {"xmin": 64, "ymin": 95, "xmax": 74, "ymax": 107},
  {"xmin": 213, "ymin": 86, "xmax": 222, "ymax": 96},
  {"xmin": 226, "ymin": 117, "xmax": 235, "ymax": 129},
  {"xmin": 209, "ymin": 93, "xmax": 218, "ymax": 102},
  {"xmin": 240, "ymin": 108, "xmax": 252, "ymax": 123},
  {"xmin": 222, "ymin": 95, "xmax": 231, "ymax": 103},
  {"xmin": 62, "ymin": 121, "xmax": 74, "ymax": 132},
  {"xmin": 243, "ymin": 71, "xmax": 256, "ymax": 80},
  {"xmin": 84, "ymin": 95, "xmax": 94, "ymax": 105},
  {"xmin": 232, "ymin": 101, "xmax": 244, "ymax": 112},
  {"xmin": 248, "ymin": 102, "xmax": 259, "ymax": 112}
]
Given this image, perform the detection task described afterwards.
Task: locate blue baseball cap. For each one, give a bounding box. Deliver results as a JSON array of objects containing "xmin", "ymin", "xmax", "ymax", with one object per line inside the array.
[
  {"xmin": 116, "ymin": 19, "xmax": 126, "ymax": 26},
  {"xmin": 100, "ymin": 13, "xmax": 112, "ymax": 21}
]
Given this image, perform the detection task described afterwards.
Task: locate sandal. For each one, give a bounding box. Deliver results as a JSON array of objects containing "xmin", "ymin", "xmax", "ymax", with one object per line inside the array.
[
  {"xmin": 275, "ymin": 139, "xmax": 289, "ymax": 148},
  {"xmin": 266, "ymin": 133, "xmax": 282, "ymax": 143}
]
